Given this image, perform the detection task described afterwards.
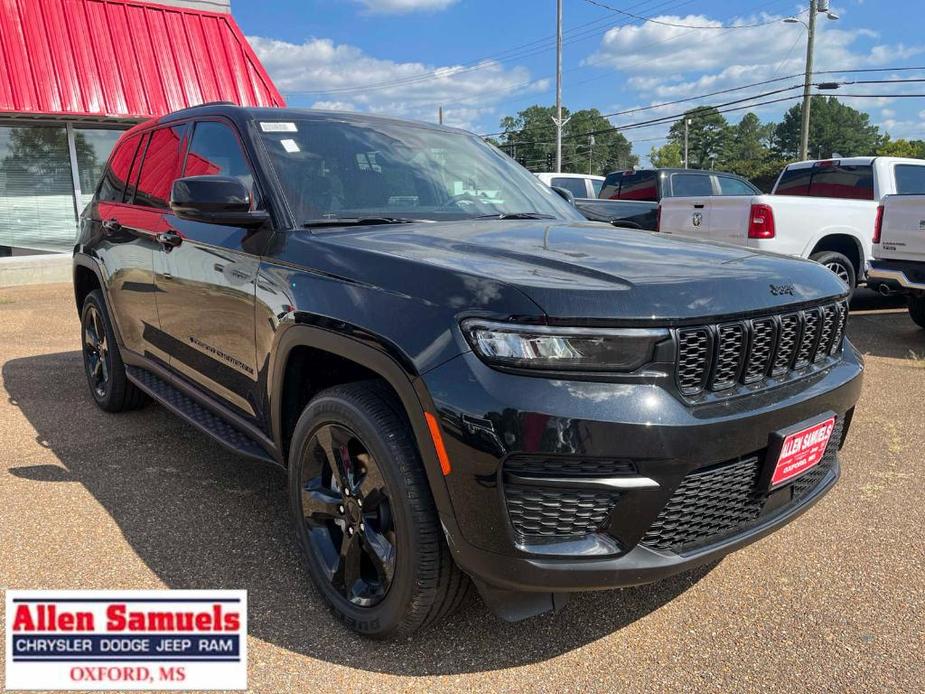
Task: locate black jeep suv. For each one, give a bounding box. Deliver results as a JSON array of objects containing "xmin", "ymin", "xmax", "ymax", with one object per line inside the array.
[{"xmin": 73, "ymin": 104, "xmax": 862, "ymax": 638}]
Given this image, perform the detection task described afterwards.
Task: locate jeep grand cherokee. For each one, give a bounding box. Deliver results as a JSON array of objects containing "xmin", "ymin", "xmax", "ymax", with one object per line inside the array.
[{"xmin": 73, "ymin": 104, "xmax": 863, "ymax": 638}]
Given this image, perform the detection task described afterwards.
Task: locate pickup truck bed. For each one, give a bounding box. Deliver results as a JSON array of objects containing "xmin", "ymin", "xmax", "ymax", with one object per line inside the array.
[{"xmin": 575, "ymin": 198, "xmax": 657, "ymax": 230}]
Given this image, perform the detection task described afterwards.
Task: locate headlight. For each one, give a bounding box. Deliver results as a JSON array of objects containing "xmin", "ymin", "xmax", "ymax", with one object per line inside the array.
[{"xmin": 461, "ymin": 320, "xmax": 668, "ymax": 372}]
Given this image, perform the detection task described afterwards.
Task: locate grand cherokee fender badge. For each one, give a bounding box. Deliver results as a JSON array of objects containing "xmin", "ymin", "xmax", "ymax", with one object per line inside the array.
[{"xmin": 769, "ymin": 283, "xmax": 795, "ymax": 296}]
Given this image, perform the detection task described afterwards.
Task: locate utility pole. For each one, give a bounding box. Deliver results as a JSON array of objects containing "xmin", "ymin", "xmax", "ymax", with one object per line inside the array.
[
  {"xmin": 552, "ymin": 0, "xmax": 569, "ymax": 172},
  {"xmin": 799, "ymin": 0, "xmax": 817, "ymax": 161},
  {"xmin": 438, "ymin": 105, "xmax": 443, "ymax": 125},
  {"xmin": 684, "ymin": 118, "xmax": 691, "ymax": 169},
  {"xmin": 588, "ymin": 135, "xmax": 595, "ymax": 175}
]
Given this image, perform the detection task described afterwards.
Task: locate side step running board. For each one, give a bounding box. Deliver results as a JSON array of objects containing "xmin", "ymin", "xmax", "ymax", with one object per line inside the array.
[{"xmin": 126, "ymin": 365, "xmax": 277, "ymax": 465}]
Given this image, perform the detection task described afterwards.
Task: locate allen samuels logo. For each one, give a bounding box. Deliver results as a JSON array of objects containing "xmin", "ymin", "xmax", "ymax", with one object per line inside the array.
[{"xmin": 5, "ymin": 590, "xmax": 247, "ymax": 691}]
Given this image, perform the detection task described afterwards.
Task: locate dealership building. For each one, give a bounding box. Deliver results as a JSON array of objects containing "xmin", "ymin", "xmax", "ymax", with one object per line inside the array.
[{"xmin": 0, "ymin": 0, "xmax": 283, "ymax": 259}]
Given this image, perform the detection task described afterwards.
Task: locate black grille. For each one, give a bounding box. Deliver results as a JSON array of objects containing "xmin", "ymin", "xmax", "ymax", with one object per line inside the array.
[
  {"xmin": 677, "ymin": 329, "xmax": 711, "ymax": 395},
  {"xmin": 505, "ymin": 487, "xmax": 619, "ymax": 538},
  {"xmin": 641, "ymin": 457, "xmax": 763, "ymax": 550},
  {"xmin": 711, "ymin": 324, "xmax": 746, "ymax": 390},
  {"xmin": 641, "ymin": 420, "xmax": 842, "ymax": 552},
  {"xmin": 744, "ymin": 318, "xmax": 775, "ymax": 383},
  {"xmin": 504, "ymin": 456, "xmax": 636, "ymax": 477},
  {"xmin": 676, "ymin": 300, "xmax": 848, "ymax": 398}
]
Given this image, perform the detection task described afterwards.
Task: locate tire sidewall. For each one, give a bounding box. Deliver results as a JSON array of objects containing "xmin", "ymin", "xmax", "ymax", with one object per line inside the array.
[
  {"xmin": 288, "ymin": 394, "xmax": 422, "ymax": 637},
  {"xmin": 80, "ymin": 292, "xmax": 114, "ymax": 407},
  {"xmin": 811, "ymin": 251, "xmax": 856, "ymax": 290}
]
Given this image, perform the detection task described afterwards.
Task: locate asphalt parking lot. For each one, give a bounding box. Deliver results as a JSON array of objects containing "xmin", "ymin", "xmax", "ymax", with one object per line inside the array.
[{"xmin": 1, "ymin": 283, "xmax": 923, "ymax": 693}]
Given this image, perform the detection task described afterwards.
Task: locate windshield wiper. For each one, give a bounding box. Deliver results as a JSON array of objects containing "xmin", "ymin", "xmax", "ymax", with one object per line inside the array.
[
  {"xmin": 475, "ymin": 212, "xmax": 557, "ymax": 220},
  {"xmin": 302, "ymin": 217, "xmax": 420, "ymax": 228}
]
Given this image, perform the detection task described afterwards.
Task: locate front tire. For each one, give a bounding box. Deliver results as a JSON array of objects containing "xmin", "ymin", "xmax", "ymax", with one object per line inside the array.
[
  {"xmin": 909, "ymin": 295, "xmax": 925, "ymax": 329},
  {"xmin": 80, "ymin": 290, "xmax": 147, "ymax": 412},
  {"xmin": 288, "ymin": 381, "xmax": 469, "ymax": 638},
  {"xmin": 810, "ymin": 251, "xmax": 857, "ymax": 293}
]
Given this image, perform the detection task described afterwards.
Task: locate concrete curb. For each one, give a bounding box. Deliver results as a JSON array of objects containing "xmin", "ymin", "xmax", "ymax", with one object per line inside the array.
[{"xmin": 0, "ymin": 255, "xmax": 71, "ymax": 287}]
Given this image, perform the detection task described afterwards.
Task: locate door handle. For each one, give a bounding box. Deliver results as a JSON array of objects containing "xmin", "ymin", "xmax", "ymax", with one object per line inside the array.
[
  {"xmin": 157, "ymin": 230, "xmax": 183, "ymax": 250},
  {"xmin": 101, "ymin": 218, "xmax": 122, "ymax": 236},
  {"xmin": 693, "ymin": 204, "xmax": 705, "ymax": 209}
]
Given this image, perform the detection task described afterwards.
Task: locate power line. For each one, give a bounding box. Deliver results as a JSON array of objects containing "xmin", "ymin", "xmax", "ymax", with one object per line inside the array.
[{"xmin": 577, "ymin": 0, "xmax": 805, "ymax": 29}]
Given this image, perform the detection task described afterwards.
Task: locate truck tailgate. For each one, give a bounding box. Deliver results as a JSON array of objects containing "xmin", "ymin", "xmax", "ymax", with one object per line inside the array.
[{"xmin": 878, "ymin": 194, "xmax": 925, "ymax": 262}]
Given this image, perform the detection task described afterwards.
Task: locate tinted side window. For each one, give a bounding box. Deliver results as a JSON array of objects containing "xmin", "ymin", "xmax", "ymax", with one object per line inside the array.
[
  {"xmin": 591, "ymin": 178, "xmax": 604, "ymax": 197},
  {"xmin": 551, "ymin": 177, "xmax": 588, "ymax": 198},
  {"xmin": 809, "ymin": 165, "xmax": 874, "ymax": 200},
  {"xmin": 894, "ymin": 164, "xmax": 925, "ymax": 194},
  {"xmin": 775, "ymin": 167, "xmax": 813, "ymax": 196},
  {"xmin": 134, "ymin": 125, "xmax": 186, "ymax": 209},
  {"xmin": 617, "ymin": 171, "xmax": 658, "ymax": 201},
  {"xmin": 717, "ymin": 176, "xmax": 757, "ymax": 195},
  {"xmin": 98, "ymin": 134, "xmax": 141, "ymax": 203},
  {"xmin": 184, "ymin": 121, "xmax": 254, "ymax": 193},
  {"xmin": 671, "ymin": 173, "xmax": 713, "ymax": 197},
  {"xmin": 599, "ymin": 173, "xmax": 622, "ymax": 199}
]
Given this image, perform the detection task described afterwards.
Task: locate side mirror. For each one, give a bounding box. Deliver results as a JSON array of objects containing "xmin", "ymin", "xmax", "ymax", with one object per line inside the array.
[
  {"xmin": 170, "ymin": 176, "xmax": 269, "ymax": 228},
  {"xmin": 550, "ymin": 185, "xmax": 576, "ymax": 206}
]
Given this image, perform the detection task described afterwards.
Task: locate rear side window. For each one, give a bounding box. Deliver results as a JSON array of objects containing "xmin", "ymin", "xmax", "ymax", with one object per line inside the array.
[
  {"xmin": 599, "ymin": 173, "xmax": 622, "ymax": 199},
  {"xmin": 134, "ymin": 125, "xmax": 187, "ymax": 209},
  {"xmin": 670, "ymin": 173, "xmax": 713, "ymax": 197},
  {"xmin": 97, "ymin": 134, "xmax": 141, "ymax": 203},
  {"xmin": 591, "ymin": 178, "xmax": 604, "ymax": 197},
  {"xmin": 717, "ymin": 176, "xmax": 758, "ymax": 195},
  {"xmin": 551, "ymin": 177, "xmax": 588, "ymax": 198},
  {"xmin": 894, "ymin": 164, "xmax": 925, "ymax": 194},
  {"xmin": 184, "ymin": 121, "xmax": 254, "ymax": 193},
  {"xmin": 615, "ymin": 171, "xmax": 658, "ymax": 201},
  {"xmin": 776, "ymin": 164, "xmax": 874, "ymax": 200}
]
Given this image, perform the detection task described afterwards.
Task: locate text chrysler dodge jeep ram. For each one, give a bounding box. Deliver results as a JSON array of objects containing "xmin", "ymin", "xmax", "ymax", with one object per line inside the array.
[{"xmin": 73, "ymin": 104, "xmax": 863, "ymax": 638}]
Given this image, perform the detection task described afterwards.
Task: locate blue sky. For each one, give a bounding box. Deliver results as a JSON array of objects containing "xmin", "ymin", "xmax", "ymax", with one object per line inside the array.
[{"xmin": 233, "ymin": 0, "xmax": 925, "ymax": 163}]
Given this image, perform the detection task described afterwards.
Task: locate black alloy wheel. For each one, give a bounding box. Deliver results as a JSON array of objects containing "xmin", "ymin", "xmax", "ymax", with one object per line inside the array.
[
  {"xmin": 83, "ymin": 303, "xmax": 111, "ymax": 399},
  {"xmin": 299, "ymin": 423, "xmax": 397, "ymax": 607}
]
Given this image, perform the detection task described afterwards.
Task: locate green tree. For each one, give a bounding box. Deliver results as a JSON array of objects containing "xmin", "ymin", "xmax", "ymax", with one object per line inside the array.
[
  {"xmin": 497, "ymin": 105, "xmax": 637, "ymax": 175},
  {"xmin": 719, "ymin": 112, "xmax": 788, "ymax": 186},
  {"xmin": 774, "ymin": 96, "xmax": 885, "ymax": 159},
  {"xmin": 877, "ymin": 137, "xmax": 925, "ymax": 159},
  {"xmin": 667, "ymin": 106, "xmax": 730, "ymax": 169},
  {"xmin": 649, "ymin": 141, "xmax": 683, "ymax": 167}
]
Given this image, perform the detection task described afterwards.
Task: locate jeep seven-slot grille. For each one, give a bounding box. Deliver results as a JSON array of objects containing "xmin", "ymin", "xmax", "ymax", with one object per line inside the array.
[{"xmin": 675, "ymin": 300, "xmax": 848, "ymax": 397}]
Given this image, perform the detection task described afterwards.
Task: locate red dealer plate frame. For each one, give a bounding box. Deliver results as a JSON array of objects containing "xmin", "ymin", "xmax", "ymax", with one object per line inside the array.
[{"xmin": 767, "ymin": 414, "xmax": 837, "ymax": 490}]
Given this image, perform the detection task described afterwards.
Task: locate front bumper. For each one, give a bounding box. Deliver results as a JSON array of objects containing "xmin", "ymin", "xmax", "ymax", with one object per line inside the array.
[
  {"xmin": 421, "ymin": 343, "xmax": 863, "ymax": 596},
  {"xmin": 868, "ymin": 258, "xmax": 925, "ymax": 294}
]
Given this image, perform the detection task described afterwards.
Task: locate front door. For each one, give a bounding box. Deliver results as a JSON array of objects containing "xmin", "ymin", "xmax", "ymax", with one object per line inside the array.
[{"xmin": 153, "ymin": 119, "xmax": 267, "ymax": 422}]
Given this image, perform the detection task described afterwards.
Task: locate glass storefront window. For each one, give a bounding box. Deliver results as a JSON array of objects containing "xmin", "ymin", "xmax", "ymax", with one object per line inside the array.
[
  {"xmin": 0, "ymin": 125, "xmax": 74, "ymax": 254},
  {"xmin": 0, "ymin": 124, "xmax": 128, "ymax": 256},
  {"xmin": 75, "ymin": 127, "xmax": 123, "ymax": 210}
]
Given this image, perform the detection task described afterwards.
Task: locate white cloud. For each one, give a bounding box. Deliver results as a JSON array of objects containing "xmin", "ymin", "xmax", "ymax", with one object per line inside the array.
[
  {"xmin": 248, "ymin": 36, "xmax": 548, "ymax": 130},
  {"xmin": 353, "ymin": 0, "xmax": 457, "ymax": 14}
]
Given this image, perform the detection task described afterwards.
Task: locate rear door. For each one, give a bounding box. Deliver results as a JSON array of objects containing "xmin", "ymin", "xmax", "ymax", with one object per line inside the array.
[
  {"xmin": 879, "ymin": 194, "xmax": 925, "ymax": 263},
  {"xmin": 91, "ymin": 131, "xmax": 164, "ymax": 358}
]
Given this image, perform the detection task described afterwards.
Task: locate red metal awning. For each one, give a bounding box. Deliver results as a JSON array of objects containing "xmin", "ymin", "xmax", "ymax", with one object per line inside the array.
[{"xmin": 0, "ymin": 0, "xmax": 285, "ymax": 120}]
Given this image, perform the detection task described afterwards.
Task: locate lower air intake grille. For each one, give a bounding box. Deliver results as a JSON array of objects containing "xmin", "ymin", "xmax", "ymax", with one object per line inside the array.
[
  {"xmin": 505, "ymin": 487, "xmax": 620, "ymax": 538},
  {"xmin": 641, "ymin": 419, "xmax": 842, "ymax": 552}
]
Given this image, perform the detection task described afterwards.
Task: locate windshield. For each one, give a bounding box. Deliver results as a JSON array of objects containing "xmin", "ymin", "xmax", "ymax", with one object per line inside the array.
[{"xmin": 256, "ymin": 117, "xmax": 583, "ymax": 224}]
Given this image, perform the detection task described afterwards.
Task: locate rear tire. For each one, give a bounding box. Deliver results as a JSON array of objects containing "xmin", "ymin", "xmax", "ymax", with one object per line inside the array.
[
  {"xmin": 288, "ymin": 381, "xmax": 469, "ymax": 639},
  {"xmin": 80, "ymin": 290, "xmax": 148, "ymax": 412},
  {"xmin": 810, "ymin": 251, "xmax": 856, "ymax": 292},
  {"xmin": 909, "ymin": 295, "xmax": 925, "ymax": 329}
]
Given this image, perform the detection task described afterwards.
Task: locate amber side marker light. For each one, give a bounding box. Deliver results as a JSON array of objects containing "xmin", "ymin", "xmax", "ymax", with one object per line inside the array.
[{"xmin": 424, "ymin": 412, "xmax": 452, "ymax": 476}]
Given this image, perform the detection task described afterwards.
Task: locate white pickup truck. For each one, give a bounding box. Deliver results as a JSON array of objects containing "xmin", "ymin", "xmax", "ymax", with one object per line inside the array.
[
  {"xmin": 658, "ymin": 157, "xmax": 925, "ymax": 290},
  {"xmin": 868, "ymin": 194, "xmax": 925, "ymax": 328}
]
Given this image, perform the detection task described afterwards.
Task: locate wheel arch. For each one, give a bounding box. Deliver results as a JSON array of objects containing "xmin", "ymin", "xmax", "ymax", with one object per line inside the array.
[
  {"xmin": 269, "ymin": 323, "xmax": 455, "ymax": 517},
  {"xmin": 808, "ymin": 233, "xmax": 865, "ymax": 276},
  {"xmin": 73, "ymin": 255, "xmax": 105, "ymax": 317}
]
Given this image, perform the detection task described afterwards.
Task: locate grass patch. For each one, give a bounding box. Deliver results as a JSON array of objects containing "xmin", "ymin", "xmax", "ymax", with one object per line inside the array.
[{"xmin": 0, "ymin": 297, "xmax": 13, "ymax": 305}]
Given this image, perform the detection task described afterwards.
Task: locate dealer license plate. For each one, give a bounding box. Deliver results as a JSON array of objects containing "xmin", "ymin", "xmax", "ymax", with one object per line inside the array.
[{"xmin": 770, "ymin": 416, "xmax": 837, "ymax": 488}]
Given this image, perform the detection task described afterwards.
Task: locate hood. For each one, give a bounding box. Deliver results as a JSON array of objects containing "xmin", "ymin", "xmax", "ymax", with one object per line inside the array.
[{"xmin": 305, "ymin": 220, "xmax": 849, "ymax": 322}]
